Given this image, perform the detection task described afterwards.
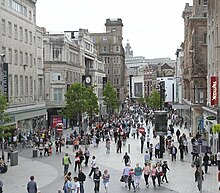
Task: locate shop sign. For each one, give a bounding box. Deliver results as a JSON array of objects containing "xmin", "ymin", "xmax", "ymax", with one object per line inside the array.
[
  {"xmin": 2, "ymin": 63, "xmax": 8, "ymax": 100},
  {"xmin": 211, "ymin": 76, "xmax": 218, "ymax": 106},
  {"xmin": 52, "ymin": 116, "xmax": 62, "ymax": 129}
]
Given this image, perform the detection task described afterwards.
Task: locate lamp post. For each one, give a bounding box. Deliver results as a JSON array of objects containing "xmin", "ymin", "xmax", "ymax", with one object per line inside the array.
[{"xmin": 0, "ymin": 54, "xmax": 6, "ymax": 160}]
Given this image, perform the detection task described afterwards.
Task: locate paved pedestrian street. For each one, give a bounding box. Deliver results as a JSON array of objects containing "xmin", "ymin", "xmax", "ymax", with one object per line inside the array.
[{"xmin": 1, "ymin": 123, "xmax": 218, "ymax": 193}]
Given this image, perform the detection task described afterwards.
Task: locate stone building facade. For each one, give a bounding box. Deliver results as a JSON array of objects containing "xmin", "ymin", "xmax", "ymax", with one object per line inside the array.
[
  {"xmin": 0, "ymin": 0, "xmax": 46, "ymax": 132},
  {"xmin": 43, "ymin": 32, "xmax": 82, "ymax": 127},
  {"xmin": 43, "ymin": 29, "xmax": 106, "ymax": 128},
  {"xmin": 182, "ymin": 1, "xmax": 207, "ymax": 136},
  {"xmin": 202, "ymin": 0, "xmax": 220, "ymax": 153},
  {"xmin": 90, "ymin": 18, "xmax": 126, "ymax": 102}
]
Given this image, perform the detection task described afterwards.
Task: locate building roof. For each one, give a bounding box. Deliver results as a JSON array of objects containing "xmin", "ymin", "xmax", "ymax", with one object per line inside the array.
[{"xmin": 161, "ymin": 63, "xmax": 173, "ymax": 70}]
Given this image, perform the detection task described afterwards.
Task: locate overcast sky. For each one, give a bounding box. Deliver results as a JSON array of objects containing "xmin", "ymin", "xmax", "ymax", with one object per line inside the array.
[{"xmin": 36, "ymin": 0, "xmax": 193, "ymax": 60}]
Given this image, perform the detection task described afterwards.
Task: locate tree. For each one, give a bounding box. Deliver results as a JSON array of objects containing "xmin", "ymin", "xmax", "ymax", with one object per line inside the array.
[
  {"xmin": 137, "ymin": 95, "xmax": 146, "ymax": 106},
  {"xmin": 146, "ymin": 89, "xmax": 161, "ymax": 109},
  {"xmin": 84, "ymin": 86, "xmax": 99, "ymax": 125},
  {"xmin": 0, "ymin": 92, "xmax": 13, "ymax": 160},
  {"xmin": 61, "ymin": 83, "xmax": 99, "ymax": 130},
  {"xmin": 103, "ymin": 81, "xmax": 119, "ymax": 115}
]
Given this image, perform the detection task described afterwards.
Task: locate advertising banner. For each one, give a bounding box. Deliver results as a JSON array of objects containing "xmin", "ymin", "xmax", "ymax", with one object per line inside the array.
[
  {"xmin": 2, "ymin": 63, "xmax": 8, "ymax": 100},
  {"xmin": 52, "ymin": 116, "xmax": 63, "ymax": 129},
  {"xmin": 211, "ymin": 76, "xmax": 218, "ymax": 106}
]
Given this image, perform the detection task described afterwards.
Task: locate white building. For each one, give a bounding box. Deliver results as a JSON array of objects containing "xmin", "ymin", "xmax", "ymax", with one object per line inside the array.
[
  {"xmin": 157, "ymin": 77, "xmax": 175, "ymax": 103},
  {"xmin": 43, "ymin": 29, "xmax": 106, "ymax": 128},
  {"xmin": 0, "ymin": 0, "xmax": 46, "ymax": 132}
]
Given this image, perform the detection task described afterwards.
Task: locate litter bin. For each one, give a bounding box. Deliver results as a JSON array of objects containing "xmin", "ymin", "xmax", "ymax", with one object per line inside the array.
[
  {"xmin": 33, "ymin": 149, "xmax": 38, "ymax": 158},
  {"xmin": 10, "ymin": 151, "xmax": 18, "ymax": 166}
]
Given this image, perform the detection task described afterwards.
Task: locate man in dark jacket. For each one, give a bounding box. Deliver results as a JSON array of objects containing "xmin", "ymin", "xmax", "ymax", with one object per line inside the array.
[
  {"xmin": 162, "ymin": 161, "xmax": 170, "ymax": 183},
  {"xmin": 78, "ymin": 169, "xmax": 86, "ymax": 193},
  {"xmin": 93, "ymin": 167, "xmax": 102, "ymax": 193},
  {"xmin": 27, "ymin": 176, "xmax": 37, "ymax": 193}
]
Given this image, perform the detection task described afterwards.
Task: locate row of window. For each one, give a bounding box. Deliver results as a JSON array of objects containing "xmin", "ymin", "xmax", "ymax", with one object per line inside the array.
[
  {"xmin": 101, "ymin": 45, "xmax": 120, "ymax": 53},
  {"xmin": 54, "ymin": 71, "xmax": 81, "ymax": 83},
  {"xmin": 1, "ymin": 0, "xmax": 35, "ymax": 21},
  {"xmin": 1, "ymin": 18, "xmax": 35, "ymax": 45},
  {"xmin": 1, "ymin": 46, "xmax": 34, "ymax": 67},
  {"xmin": 104, "ymin": 57, "xmax": 120, "ymax": 64},
  {"xmin": 8, "ymin": 75, "xmax": 33, "ymax": 97}
]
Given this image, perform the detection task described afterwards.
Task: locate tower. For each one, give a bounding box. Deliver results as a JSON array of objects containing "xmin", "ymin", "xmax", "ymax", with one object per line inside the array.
[{"xmin": 105, "ymin": 18, "xmax": 123, "ymax": 43}]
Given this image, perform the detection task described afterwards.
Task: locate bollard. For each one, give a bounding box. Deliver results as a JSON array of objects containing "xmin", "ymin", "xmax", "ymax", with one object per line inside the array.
[{"xmin": 128, "ymin": 144, "xmax": 130, "ymax": 153}]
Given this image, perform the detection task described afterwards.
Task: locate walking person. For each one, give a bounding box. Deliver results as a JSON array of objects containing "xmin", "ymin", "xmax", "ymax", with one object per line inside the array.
[
  {"xmin": 117, "ymin": 137, "xmax": 122, "ymax": 153},
  {"xmin": 146, "ymin": 135, "xmax": 150, "ymax": 149},
  {"xmin": 134, "ymin": 163, "xmax": 143, "ymax": 188},
  {"xmin": 72, "ymin": 177, "xmax": 80, "ymax": 193},
  {"xmin": 63, "ymin": 153, "xmax": 72, "ymax": 176},
  {"xmin": 74, "ymin": 152, "xmax": 81, "ymax": 173},
  {"xmin": 156, "ymin": 162, "xmax": 163, "ymax": 187},
  {"xmin": 155, "ymin": 143, "xmax": 160, "ymax": 158},
  {"xmin": 128, "ymin": 168, "xmax": 136, "ymax": 192},
  {"xmin": 122, "ymin": 163, "xmax": 131, "ymax": 188},
  {"xmin": 161, "ymin": 161, "xmax": 170, "ymax": 183},
  {"xmin": 203, "ymin": 153, "xmax": 209, "ymax": 173},
  {"xmin": 179, "ymin": 142, "xmax": 185, "ymax": 161},
  {"xmin": 170, "ymin": 144, "xmax": 177, "ymax": 161},
  {"xmin": 122, "ymin": 152, "xmax": 131, "ymax": 166},
  {"xmin": 78, "ymin": 169, "xmax": 86, "ymax": 193},
  {"xmin": 27, "ymin": 176, "xmax": 37, "ymax": 193},
  {"xmin": 149, "ymin": 144, "xmax": 153, "ymax": 160},
  {"xmin": 89, "ymin": 156, "xmax": 96, "ymax": 177},
  {"xmin": 144, "ymin": 151, "xmax": 150, "ymax": 164},
  {"xmin": 93, "ymin": 167, "xmax": 102, "ymax": 193},
  {"xmin": 140, "ymin": 134, "xmax": 145, "ymax": 153},
  {"xmin": 143, "ymin": 162, "xmax": 151, "ymax": 188},
  {"xmin": 102, "ymin": 169, "xmax": 110, "ymax": 193},
  {"xmin": 84, "ymin": 148, "xmax": 90, "ymax": 166},
  {"xmin": 151, "ymin": 165, "xmax": 157, "ymax": 187},
  {"xmin": 106, "ymin": 138, "xmax": 111, "ymax": 154}
]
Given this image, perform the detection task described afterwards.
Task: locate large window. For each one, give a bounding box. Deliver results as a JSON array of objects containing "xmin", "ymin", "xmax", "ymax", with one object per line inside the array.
[
  {"xmin": 14, "ymin": 24, "xmax": 18, "ymax": 39},
  {"xmin": 8, "ymin": 22, "xmax": 12, "ymax": 37},
  {"xmin": 25, "ymin": 29, "xmax": 28, "ymax": 43},
  {"xmin": 30, "ymin": 77, "xmax": 33, "ymax": 96},
  {"xmin": 20, "ymin": 51, "xmax": 23, "ymax": 66},
  {"xmin": 2, "ymin": 19, "xmax": 6, "ymax": 35},
  {"xmin": 25, "ymin": 76, "xmax": 28, "ymax": 95},
  {"xmin": 53, "ymin": 88, "xmax": 63, "ymax": 102},
  {"xmin": 20, "ymin": 75, "xmax": 23, "ymax": 96},
  {"xmin": 53, "ymin": 48, "xmax": 62, "ymax": 60},
  {"xmin": 8, "ymin": 48, "xmax": 12, "ymax": 64},
  {"xmin": 14, "ymin": 50, "xmax": 18, "ymax": 65},
  {"xmin": 19, "ymin": 26, "xmax": 23, "ymax": 41},
  {"xmin": 29, "ymin": 54, "xmax": 33, "ymax": 67},
  {"xmin": 14, "ymin": 75, "xmax": 18, "ymax": 96},
  {"xmin": 25, "ymin": 53, "xmax": 28, "ymax": 66}
]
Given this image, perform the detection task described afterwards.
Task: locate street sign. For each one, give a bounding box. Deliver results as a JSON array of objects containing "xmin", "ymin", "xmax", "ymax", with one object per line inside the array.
[{"xmin": 139, "ymin": 127, "xmax": 145, "ymax": 134}]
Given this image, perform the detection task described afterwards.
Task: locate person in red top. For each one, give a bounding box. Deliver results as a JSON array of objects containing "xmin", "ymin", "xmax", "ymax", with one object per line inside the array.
[{"xmin": 74, "ymin": 152, "xmax": 81, "ymax": 172}]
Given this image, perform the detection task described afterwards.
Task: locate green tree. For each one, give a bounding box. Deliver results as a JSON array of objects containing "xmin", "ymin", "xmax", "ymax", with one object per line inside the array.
[
  {"xmin": 84, "ymin": 86, "xmax": 99, "ymax": 125},
  {"xmin": 61, "ymin": 83, "xmax": 99, "ymax": 130},
  {"xmin": 137, "ymin": 95, "xmax": 146, "ymax": 106},
  {"xmin": 103, "ymin": 81, "xmax": 119, "ymax": 115},
  {"xmin": 147, "ymin": 89, "xmax": 161, "ymax": 109},
  {"xmin": 0, "ymin": 93, "xmax": 13, "ymax": 160}
]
